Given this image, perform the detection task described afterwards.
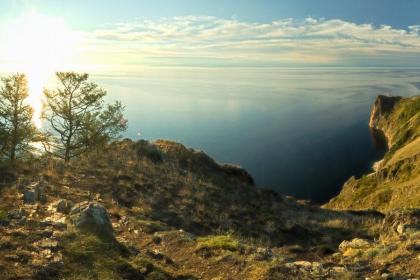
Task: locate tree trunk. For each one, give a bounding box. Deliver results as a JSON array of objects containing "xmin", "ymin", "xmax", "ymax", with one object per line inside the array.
[{"xmin": 10, "ymin": 145, "xmax": 16, "ymax": 163}]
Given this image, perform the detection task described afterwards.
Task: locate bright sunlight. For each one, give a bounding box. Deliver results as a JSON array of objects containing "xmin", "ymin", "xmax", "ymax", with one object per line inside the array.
[{"xmin": 1, "ymin": 13, "xmax": 77, "ymax": 128}]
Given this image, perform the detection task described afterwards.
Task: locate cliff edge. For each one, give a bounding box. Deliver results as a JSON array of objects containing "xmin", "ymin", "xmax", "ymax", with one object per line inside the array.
[{"xmin": 326, "ymin": 95, "xmax": 420, "ymax": 211}]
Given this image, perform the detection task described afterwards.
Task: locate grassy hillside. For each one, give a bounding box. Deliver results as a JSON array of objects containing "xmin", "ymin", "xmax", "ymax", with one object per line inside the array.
[
  {"xmin": 0, "ymin": 137, "xmax": 419, "ymax": 279},
  {"xmin": 326, "ymin": 95, "xmax": 420, "ymax": 211},
  {"xmin": 0, "ymin": 96, "xmax": 418, "ymax": 279}
]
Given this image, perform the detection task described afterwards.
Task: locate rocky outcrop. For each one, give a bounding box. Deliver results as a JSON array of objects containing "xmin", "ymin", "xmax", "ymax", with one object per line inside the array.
[
  {"xmin": 369, "ymin": 95, "xmax": 402, "ymax": 129},
  {"xmin": 326, "ymin": 95, "xmax": 420, "ymax": 211},
  {"xmin": 23, "ymin": 180, "xmax": 47, "ymax": 204},
  {"xmin": 69, "ymin": 202, "xmax": 115, "ymax": 240}
]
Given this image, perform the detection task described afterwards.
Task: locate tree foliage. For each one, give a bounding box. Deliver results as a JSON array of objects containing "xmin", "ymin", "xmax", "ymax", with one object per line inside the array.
[
  {"xmin": 44, "ymin": 72, "xmax": 127, "ymax": 161},
  {"xmin": 0, "ymin": 74, "xmax": 37, "ymax": 162}
]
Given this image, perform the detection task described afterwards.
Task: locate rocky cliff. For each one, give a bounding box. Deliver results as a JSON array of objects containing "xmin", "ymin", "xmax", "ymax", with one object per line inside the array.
[{"xmin": 326, "ymin": 95, "xmax": 420, "ymax": 211}]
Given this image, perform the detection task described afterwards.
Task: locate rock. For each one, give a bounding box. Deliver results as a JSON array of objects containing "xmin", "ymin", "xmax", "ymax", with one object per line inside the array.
[
  {"xmin": 23, "ymin": 189, "xmax": 36, "ymax": 203},
  {"xmin": 70, "ymin": 202, "xmax": 114, "ymax": 240},
  {"xmin": 339, "ymin": 238, "xmax": 372, "ymax": 257},
  {"xmin": 339, "ymin": 238, "xmax": 371, "ymax": 252},
  {"xmin": 369, "ymin": 95, "xmax": 402, "ymax": 128},
  {"xmin": 35, "ymin": 239, "xmax": 59, "ymax": 250},
  {"xmin": 254, "ymin": 247, "xmax": 274, "ymax": 261},
  {"xmin": 42, "ymin": 214, "xmax": 67, "ymax": 230},
  {"xmin": 332, "ymin": 266, "xmax": 346, "ymax": 273},
  {"xmin": 381, "ymin": 273, "xmax": 391, "ymax": 279},
  {"xmin": 397, "ymin": 224, "xmax": 419, "ymax": 235},
  {"xmin": 285, "ymin": 260, "xmax": 312, "ymax": 268},
  {"xmin": 8, "ymin": 209, "xmax": 26, "ymax": 220},
  {"xmin": 56, "ymin": 199, "xmax": 73, "ymax": 214},
  {"xmin": 23, "ymin": 180, "xmax": 48, "ymax": 204}
]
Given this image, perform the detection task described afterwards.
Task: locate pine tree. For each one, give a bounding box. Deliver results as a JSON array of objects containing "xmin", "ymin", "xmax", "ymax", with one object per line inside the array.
[
  {"xmin": 44, "ymin": 72, "xmax": 127, "ymax": 161},
  {"xmin": 0, "ymin": 74, "xmax": 37, "ymax": 162}
]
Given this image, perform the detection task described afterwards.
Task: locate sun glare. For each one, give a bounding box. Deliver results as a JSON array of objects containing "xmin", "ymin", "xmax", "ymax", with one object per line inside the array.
[{"xmin": 1, "ymin": 13, "xmax": 77, "ymax": 128}]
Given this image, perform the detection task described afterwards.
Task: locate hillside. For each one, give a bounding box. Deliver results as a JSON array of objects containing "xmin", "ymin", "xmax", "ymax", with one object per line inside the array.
[
  {"xmin": 0, "ymin": 97, "xmax": 418, "ymax": 279},
  {"xmin": 326, "ymin": 95, "xmax": 420, "ymax": 211}
]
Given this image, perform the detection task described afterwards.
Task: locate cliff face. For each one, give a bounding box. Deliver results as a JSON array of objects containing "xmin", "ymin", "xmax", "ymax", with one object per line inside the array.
[
  {"xmin": 326, "ymin": 95, "xmax": 420, "ymax": 211},
  {"xmin": 369, "ymin": 95, "xmax": 402, "ymax": 129}
]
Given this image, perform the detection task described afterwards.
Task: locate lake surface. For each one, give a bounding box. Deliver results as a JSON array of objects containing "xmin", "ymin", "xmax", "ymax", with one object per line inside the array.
[{"xmin": 95, "ymin": 68, "xmax": 420, "ymax": 203}]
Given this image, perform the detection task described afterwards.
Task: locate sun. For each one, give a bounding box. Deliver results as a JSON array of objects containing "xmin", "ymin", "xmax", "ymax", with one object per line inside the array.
[{"xmin": 0, "ymin": 13, "xmax": 77, "ymax": 128}]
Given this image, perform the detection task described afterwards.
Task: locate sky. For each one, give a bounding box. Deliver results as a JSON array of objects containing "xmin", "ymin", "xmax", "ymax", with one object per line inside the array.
[{"xmin": 0, "ymin": 0, "xmax": 420, "ymax": 71}]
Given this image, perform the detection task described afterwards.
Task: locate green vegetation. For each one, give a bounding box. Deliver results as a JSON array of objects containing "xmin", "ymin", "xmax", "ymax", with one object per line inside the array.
[
  {"xmin": 44, "ymin": 72, "xmax": 127, "ymax": 162},
  {"xmin": 0, "ymin": 209, "xmax": 7, "ymax": 220},
  {"xmin": 197, "ymin": 235, "xmax": 240, "ymax": 252},
  {"xmin": 326, "ymin": 96, "xmax": 420, "ymax": 211},
  {"xmin": 59, "ymin": 231, "xmax": 127, "ymax": 279},
  {"xmin": 0, "ymin": 76, "xmax": 418, "ymax": 280},
  {"xmin": 0, "ymin": 74, "xmax": 37, "ymax": 163}
]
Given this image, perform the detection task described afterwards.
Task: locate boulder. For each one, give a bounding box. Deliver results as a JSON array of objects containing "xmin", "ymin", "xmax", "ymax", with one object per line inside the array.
[
  {"xmin": 69, "ymin": 202, "xmax": 114, "ymax": 240},
  {"xmin": 23, "ymin": 180, "xmax": 47, "ymax": 204},
  {"xmin": 23, "ymin": 189, "xmax": 36, "ymax": 204},
  {"xmin": 339, "ymin": 238, "xmax": 372, "ymax": 257},
  {"xmin": 339, "ymin": 238, "xmax": 371, "ymax": 252}
]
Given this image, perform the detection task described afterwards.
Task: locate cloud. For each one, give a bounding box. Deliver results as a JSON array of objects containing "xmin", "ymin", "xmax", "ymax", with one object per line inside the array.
[
  {"xmin": 79, "ymin": 16, "xmax": 420, "ymax": 70},
  {"xmin": 3, "ymin": 15, "xmax": 420, "ymax": 72}
]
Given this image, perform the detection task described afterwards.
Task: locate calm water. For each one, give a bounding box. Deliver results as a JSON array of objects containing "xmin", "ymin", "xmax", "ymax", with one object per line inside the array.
[{"xmin": 94, "ymin": 68, "xmax": 420, "ymax": 203}]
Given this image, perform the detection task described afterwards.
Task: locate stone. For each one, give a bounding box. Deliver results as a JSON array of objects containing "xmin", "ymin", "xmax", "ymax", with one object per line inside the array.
[
  {"xmin": 397, "ymin": 224, "xmax": 419, "ymax": 235},
  {"xmin": 70, "ymin": 202, "xmax": 115, "ymax": 240},
  {"xmin": 285, "ymin": 260, "xmax": 312, "ymax": 269},
  {"xmin": 254, "ymin": 247, "xmax": 274, "ymax": 261},
  {"xmin": 56, "ymin": 199, "xmax": 73, "ymax": 214},
  {"xmin": 23, "ymin": 189, "xmax": 36, "ymax": 204},
  {"xmin": 35, "ymin": 239, "xmax": 59, "ymax": 250},
  {"xmin": 332, "ymin": 266, "xmax": 345, "ymax": 273},
  {"xmin": 42, "ymin": 214, "xmax": 67, "ymax": 230},
  {"xmin": 23, "ymin": 180, "xmax": 48, "ymax": 204},
  {"xmin": 8, "ymin": 209, "xmax": 26, "ymax": 220},
  {"xmin": 339, "ymin": 238, "xmax": 371, "ymax": 252}
]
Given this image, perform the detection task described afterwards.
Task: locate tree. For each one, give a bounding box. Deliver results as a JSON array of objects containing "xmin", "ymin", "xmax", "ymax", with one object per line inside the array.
[
  {"xmin": 44, "ymin": 72, "xmax": 127, "ymax": 162},
  {"xmin": 0, "ymin": 74, "xmax": 37, "ymax": 162}
]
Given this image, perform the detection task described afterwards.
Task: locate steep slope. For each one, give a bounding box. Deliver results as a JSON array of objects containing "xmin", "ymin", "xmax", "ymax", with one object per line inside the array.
[{"xmin": 326, "ymin": 95, "xmax": 420, "ymax": 211}]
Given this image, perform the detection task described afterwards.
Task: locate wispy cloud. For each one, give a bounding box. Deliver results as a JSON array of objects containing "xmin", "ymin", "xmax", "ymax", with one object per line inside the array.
[
  {"xmin": 2, "ymin": 15, "xmax": 420, "ymax": 73},
  {"xmin": 78, "ymin": 16, "xmax": 420, "ymax": 70}
]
